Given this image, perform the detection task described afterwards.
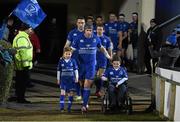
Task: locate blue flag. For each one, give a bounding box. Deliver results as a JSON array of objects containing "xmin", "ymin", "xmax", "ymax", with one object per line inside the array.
[
  {"xmin": 13, "ymin": 0, "xmax": 46, "ymax": 29},
  {"xmin": 0, "ymin": 22, "xmax": 7, "ymax": 40}
]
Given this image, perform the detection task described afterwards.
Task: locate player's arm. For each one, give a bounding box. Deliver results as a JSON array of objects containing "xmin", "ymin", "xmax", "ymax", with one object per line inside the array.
[
  {"xmin": 57, "ymin": 70, "xmax": 61, "ymax": 85},
  {"xmin": 64, "ymin": 40, "xmax": 71, "ymax": 48},
  {"xmin": 74, "ymin": 70, "xmax": 79, "ymax": 83},
  {"xmin": 101, "ymin": 69, "xmax": 109, "ymax": 81},
  {"xmin": 108, "ymin": 38, "xmax": 113, "ymax": 58},
  {"xmin": 127, "ymin": 28, "xmax": 131, "ymax": 43},
  {"xmin": 57, "ymin": 60, "xmax": 61, "ymax": 85},
  {"xmin": 118, "ymin": 31, "xmax": 123, "ymax": 49},
  {"xmin": 123, "ymin": 31, "xmax": 128, "ymax": 40},
  {"xmin": 73, "ymin": 60, "xmax": 79, "ymax": 83},
  {"xmin": 100, "ymin": 46, "xmax": 112, "ymax": 60}
]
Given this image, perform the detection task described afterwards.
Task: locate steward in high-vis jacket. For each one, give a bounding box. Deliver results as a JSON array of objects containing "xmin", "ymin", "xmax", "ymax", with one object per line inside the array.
[{"xmin": 12, "ymin": 23, "xmax": 33, "ymax": 103}]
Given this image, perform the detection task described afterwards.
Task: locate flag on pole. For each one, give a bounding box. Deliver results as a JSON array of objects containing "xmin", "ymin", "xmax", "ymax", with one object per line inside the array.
[
  {"xmin": 0, "ymin": 21, "xmax": 7, "ymax": 40},
  {"xmin": 13, "ymin": 0, "xmax": 46, "ymax": 29}
]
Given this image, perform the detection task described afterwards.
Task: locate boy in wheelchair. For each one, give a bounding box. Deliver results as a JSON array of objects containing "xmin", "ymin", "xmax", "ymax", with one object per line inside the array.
[{"xmin": 101, "ymin": 55, "xmax": 128, "ymax": 111}]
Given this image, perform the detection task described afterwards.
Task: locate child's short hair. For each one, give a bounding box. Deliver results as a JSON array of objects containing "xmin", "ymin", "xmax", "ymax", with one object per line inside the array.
[
  {"xmin": 112, "ymin": 54, "xmax": 121, "ymax": 62},
  {"xmin": 63, "ymin": 47, "xmax": 73, "ymax": 53}
]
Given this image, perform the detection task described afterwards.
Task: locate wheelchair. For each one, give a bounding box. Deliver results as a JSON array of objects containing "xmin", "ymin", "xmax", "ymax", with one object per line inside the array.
[{"xmin": 101, "ymin": 81, "xmax": 133, "ymax": 114}]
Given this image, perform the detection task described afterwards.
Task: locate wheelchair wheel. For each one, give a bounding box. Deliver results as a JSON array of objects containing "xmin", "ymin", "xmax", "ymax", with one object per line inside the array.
[
  {"xmin": 125, "ymin": 96, "xmax": 132, "ymax": 115},
  {"xmin": 101, "ymin": 92, "xmax": 109, "ymax": 113}
]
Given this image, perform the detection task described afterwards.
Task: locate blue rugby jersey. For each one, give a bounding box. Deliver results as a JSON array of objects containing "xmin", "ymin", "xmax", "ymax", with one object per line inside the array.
[
  {"xmin": 72, "ymin": 33, "xmax": 102, "ymax": 64},
  {"xmin": 57, "ymin": 58, "xmax": 78, "ymax": 82},
  {"xmin": 96, "ymin": 35, "xmax": 111, "ymax": 64},
  {"xmin": 104, "ymin": 22, "xmax": 119, "ymax": 49},
  {"xmin": 67, "ymin": 28, "xmax": 83, "ymax": 46},
  {"xmin": 103, "ymin": 66, "xmax": 128, "ymax": 84},
  {"xmin": 129, "ymin": 21, "xmax": 138, "ymax": 30},
  {"xmin": 118, "ymin": 21, "xmax": 129, "ymax": 32}
]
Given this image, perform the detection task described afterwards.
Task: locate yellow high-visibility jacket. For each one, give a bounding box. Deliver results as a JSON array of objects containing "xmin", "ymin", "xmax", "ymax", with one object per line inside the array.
[{"xmin": 13, "ymin": 31, "xmax": 33, "ymax": 70}]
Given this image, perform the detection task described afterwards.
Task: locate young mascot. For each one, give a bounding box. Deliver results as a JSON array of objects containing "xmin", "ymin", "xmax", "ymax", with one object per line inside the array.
[{"xmin": 57, "ymin": 47, "xmax": 78, "ymax": 113}]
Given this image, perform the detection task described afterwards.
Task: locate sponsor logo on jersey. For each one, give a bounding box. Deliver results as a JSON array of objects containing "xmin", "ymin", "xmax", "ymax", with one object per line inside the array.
[{"xmin": 110, "ymin": 72, "xmax": 113, "ymax": 75}]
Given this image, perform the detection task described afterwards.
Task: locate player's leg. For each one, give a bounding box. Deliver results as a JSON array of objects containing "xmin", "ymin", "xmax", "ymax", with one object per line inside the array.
[
  {"xmin": 81, "ymin": 65, "xmax": 95, "ymax": 112},
  {"xmin": 60, "ymin": 89, "xmax": 65, "ymax": 111},
  {"xmin": 67, "ymin": 91, "xmax": 74, "ymax": 113},
  {"xmin": 96, "ymin": 68, "xmax": 105, "ymax": 96}
]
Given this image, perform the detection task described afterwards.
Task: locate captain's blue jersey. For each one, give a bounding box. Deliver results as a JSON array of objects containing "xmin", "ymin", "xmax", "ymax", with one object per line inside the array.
[
  {"xmin": 129, "ymin": 21, "xmax": 138, "ymax": 30},
  {"xmin": 96, "ymin": 35, "xmax": 111, "ymax": 68},
  {"xmin": 67, "ymin": 28, "xmax": 83, "ymax": 46},
  {"xmin": 104, "ymin": 22, "xmax": 119, "ymax": 51},
  {"xmin": 118, "ymin": 21, "xmax": 129, "ymax": 32},
  {"xmin": 72, "ymin": 33, "xmax": 102, "ymax": 64},
  {"xmin": 103, "ymin": 66, "xmax": 128, "ymax": 84},
  {"xmin": 57, "ymin": 58, "xmax": 78, "ymax": 82}
]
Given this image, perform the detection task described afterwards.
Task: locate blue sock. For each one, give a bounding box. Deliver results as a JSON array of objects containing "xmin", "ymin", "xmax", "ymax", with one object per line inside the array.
[
  {"xmin": 81, "ymin": 88, "xmax": 84, "ymax": 98},
  {"xmin": 83, "ymin": 87, "xmax": 90, "ymax": 107},
  {"xmin": 60, "ymin": 95, "xmax": 65, "ymax": 110},
  {"xmin": 75, "ymin": 83, "xmax": 81, "ymax": 96},
  {"xmin": 68, "ymin": 96, "xmax": 73, "ymax": 112}
]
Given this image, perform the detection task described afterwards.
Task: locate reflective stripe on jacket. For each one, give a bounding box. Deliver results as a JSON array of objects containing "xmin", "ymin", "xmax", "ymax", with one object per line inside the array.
[{"xmin": 12, "ymin": 31, "xmax": 33, "ymax": 70}]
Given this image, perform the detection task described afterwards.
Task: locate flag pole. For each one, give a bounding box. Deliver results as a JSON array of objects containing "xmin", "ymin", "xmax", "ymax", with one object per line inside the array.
[{"xmin": 8, "ymin": 11, "xmax": 13, "ymax": 18}]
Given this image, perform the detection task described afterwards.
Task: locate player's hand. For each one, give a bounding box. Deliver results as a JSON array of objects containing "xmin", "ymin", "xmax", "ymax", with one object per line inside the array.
[
  {"xmin": 116, "ymin": 84, "xmax": 119, "ymax": 88},
  {"xmin": 118, "ymin": 44, "xmax": 122, "ymax": 49},
  {"xmin": 57, "ymin": 80, "xmax": 60, "ymax": 85},
  {"xmin": 109, "ymin": 56, "xmax": 113, "ymax": 61}
]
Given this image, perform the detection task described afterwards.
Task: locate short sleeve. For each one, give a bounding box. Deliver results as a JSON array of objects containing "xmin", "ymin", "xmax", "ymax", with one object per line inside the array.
[
  {"xmin": 96, "ymin": 36, "xmax": 102, "ymax": 48},
  {"xmin": 57, "ymin": 59, "xmax": 62, "ymax": 71},
  {"xmin": 72, "ymin": 59, "xmax": 78, "ymax": 70},
  {"xmin": 67, "ymin": 31, "xmax": 73, "ymax": 43}
]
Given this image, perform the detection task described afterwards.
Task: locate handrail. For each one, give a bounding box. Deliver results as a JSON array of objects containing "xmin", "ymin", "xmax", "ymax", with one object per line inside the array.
[
  {"xmin": 154, "ymin": 14, "xmax": 180, "ymax": 31},
  {"xmin": 153, "ymin": 73, "xmax": 180, "ymax": 86}
]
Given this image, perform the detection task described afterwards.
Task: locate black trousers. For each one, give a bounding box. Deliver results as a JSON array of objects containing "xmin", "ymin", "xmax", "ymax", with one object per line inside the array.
[
  {"xmin": 15, "ymin": 69, "xmax": 30, "ymax": 101},
  {"xmin": 144, "ymin": 48, "xmax": 158, "ymax": 73},
  {"xmin": 108, "ymin": 83, "xmax": 127, "ymax": 107}
]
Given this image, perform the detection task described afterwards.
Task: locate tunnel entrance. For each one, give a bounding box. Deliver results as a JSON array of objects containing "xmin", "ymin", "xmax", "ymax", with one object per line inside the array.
[{"xmin": 39, "ymin": 3, "xmax": 67, "ymax": 64}]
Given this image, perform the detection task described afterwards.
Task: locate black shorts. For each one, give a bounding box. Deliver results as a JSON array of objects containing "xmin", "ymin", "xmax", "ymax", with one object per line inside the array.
[{"xmin": 122, "ymin": 37, "xmax": 128, "ymax": 49}]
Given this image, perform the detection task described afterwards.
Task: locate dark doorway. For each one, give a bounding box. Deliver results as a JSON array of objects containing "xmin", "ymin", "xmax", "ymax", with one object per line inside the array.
[{"xmin": 38, "ymin": 3, "xmax": 67, "ymax": 64}]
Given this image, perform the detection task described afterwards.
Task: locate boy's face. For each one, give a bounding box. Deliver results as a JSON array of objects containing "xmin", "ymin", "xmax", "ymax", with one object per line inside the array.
[
  {"xmin": 84, "ymin": 29, "xmax": 93, "ymax": 38},
  {"xmin": 97, "ymin": 26, "xmax": 104, "ymax": 35},
  {"xmin": 112, "ymin": 61, "xmax": 121, "ymax": 69},
  {"xmin": 63, "ymin": 51, "xmax": 72, "ymax": 59}
]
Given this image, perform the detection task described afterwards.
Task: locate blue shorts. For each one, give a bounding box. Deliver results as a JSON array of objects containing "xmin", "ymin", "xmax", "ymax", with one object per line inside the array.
[
  {"xmin": 96, "ymin": 59, "xmax": 107, "ymax": 70},
  {"xmin": 60, "ymin": 81, "xmax": 76, "ymax": 92},
  {"xmin": 112, "ymin": 42, "xmax": 118, "ymax": 52},
  {"xmin": 79, "ymin": 63, "xmax": 96, "ymax": 81}
]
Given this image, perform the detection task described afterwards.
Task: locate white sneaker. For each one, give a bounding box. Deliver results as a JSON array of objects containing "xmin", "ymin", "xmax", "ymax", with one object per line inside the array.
[
  {"xmin": 81, "ymin": 106, "xmax": 87, "ymax": 114},
  {"xmin": 86, "ymin": 104, "xmax": 89, "ymax": 109}
]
